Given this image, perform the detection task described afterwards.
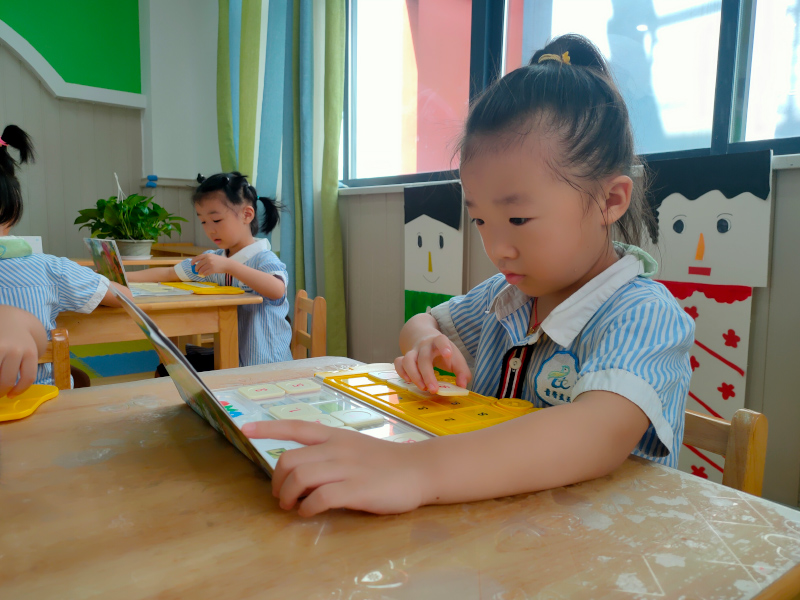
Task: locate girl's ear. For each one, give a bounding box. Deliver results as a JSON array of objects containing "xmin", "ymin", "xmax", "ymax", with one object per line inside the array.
[
  {"xmin": 603, "ymin": 175, "xmax": 633, "ymax": 226},
  {"xmin": 241, "ymin": 204, "xmax": 255, "ymax": 225}
]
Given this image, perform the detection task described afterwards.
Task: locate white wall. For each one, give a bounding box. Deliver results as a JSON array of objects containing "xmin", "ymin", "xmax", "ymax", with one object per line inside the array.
[
  {"xmin": 140, "ymin": 0, "xmax": 221, "ymax": 180},
  {"xmin": 0, "ymin": 42, "xmax": 143, "ymax": 258}
]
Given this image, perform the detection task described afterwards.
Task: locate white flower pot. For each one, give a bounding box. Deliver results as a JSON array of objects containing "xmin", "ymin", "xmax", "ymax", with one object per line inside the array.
[{"xmin": 115, "ymin": 239, "xmax": 154, "ymax": 260}]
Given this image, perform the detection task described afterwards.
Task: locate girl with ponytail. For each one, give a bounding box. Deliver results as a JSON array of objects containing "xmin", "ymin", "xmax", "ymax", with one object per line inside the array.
[
  {"xmin": 240, "ymin": 35, "xmax": 694, "ymax": 517},
  {"xmin": 129, "ymin": 172, "xmax": 292, "ymax": 370},
  {"xmin": 0, "ymin": 124, "xmax": 132, "ymax": 389}
]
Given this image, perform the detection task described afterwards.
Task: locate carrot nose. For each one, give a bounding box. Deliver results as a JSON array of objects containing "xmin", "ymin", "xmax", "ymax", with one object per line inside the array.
[
  {"xmin": 695, "ymin": 233, "xmax": 705, "ymax": 261},
  {"xmin": 428, "ymin": 251, "xmax": 432, "ymax": 272}
]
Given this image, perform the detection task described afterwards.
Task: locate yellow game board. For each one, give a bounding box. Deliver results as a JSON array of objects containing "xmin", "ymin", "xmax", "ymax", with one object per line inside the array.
[
  {"xmin": 316, "ymin": 364, "xmax": 540, "ymax": 436},
  {"xmin": 160, "ymin": 281, "xmax": 244, "ymax": 295}
]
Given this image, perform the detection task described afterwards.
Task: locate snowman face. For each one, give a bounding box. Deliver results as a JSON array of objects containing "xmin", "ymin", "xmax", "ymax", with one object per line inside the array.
[
  {"xmin": 656, "ymin": 191, "xmax": 771, "ymax": 287},
  {"xmin": 404, "ymin": 214, "xmax": 463, "ymax": 295}
]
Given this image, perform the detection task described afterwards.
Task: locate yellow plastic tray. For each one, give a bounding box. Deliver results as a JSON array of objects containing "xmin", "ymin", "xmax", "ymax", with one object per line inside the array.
[
  {"xmin": 161, "ymin": 281, "xmax": 244, "ymax": 295},
  {"xmin": 319, "ymin": 364, "xmax": 540, "ymax": 436},
  {"xmin": 0, "ymin": 385, "xmax": 59, "ymax": 422}
]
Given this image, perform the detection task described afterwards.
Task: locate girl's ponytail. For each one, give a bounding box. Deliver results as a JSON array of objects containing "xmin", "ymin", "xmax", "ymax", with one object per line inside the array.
[
  {"xmin": 258, "ymin": 195, "xmax": 281, "ymax": 236},
  {"xmin": 0, "ymin": 125, "xmax": 34, "ymax": 172},
  {"xmin": 0, "ymin": 124, "xmax": 34, "ymax": 227}
]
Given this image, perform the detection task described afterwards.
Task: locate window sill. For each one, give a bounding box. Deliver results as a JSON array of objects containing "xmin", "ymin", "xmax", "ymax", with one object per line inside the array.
[{"xmin": 338, "ymin": 179, "xmax": 460, "ymax": 196}]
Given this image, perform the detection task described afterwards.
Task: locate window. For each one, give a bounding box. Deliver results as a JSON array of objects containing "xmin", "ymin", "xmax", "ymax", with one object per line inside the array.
[
  {"xmin": 349, "ymin": 0, "xmax": 472, "ymax": 180},
  {"xmin": 342, "ymin": 0, "xmax": 800, "ymax": 186},
  {"xmin": 734, "ymin": 0, "xmax": 800, "ymax": 142},
  {"xmin": 503, "ymin": 0, "xmax": 722, "ymax": 156}
]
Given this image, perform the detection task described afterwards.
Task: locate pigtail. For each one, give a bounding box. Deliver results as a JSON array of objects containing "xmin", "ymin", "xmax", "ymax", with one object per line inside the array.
[
  {"xmin": 0, "ymin": 125, "xmax": 34, "ymax": 228},
  {"xmin": 0, "ymin": 125, "xmax": 34, "ymax": 177},
  {"xmin": 258, "ymin": 196, "xmax": 281, "ymax": 235}
]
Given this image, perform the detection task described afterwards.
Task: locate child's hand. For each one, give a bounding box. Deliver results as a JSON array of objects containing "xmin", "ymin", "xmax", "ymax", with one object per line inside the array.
[
  {"xmin": 191, "ymin": 254, "xmax": 231, "ymax": 276},
  {"xmin": 242, "ymin": 420, "xmax": 429, "ymax": 517},
  {"xmin": 0, "ymin": 324, "xmax": 40, "ymax": 398},
  {"xmin": 395, "ymin": 333, "xmax": 471, "ymax": 393}
]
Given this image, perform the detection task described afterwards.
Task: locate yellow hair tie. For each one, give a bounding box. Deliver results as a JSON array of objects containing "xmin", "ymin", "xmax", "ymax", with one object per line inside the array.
[{"xmin": 538, "ymin": 51, "xmax": 571, "ymax": 65}]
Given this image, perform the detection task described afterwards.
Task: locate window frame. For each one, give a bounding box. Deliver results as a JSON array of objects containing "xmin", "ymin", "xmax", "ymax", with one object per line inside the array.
[{"xmin": 341, "ymin": 0, "xmax": 800, "ymax": 188}]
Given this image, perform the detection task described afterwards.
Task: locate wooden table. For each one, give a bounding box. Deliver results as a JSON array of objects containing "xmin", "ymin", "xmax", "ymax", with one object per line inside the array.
[
  {"xmin": 56, "ymin": 293, "xmax": 262, "ymax": 370},
  {"xmin": 71, "ymin": 257, "xmax": 182, "ymax": 267},
  {"xmin": 2, "ymin": 357, "xmax": 800, "ymax": 599}
]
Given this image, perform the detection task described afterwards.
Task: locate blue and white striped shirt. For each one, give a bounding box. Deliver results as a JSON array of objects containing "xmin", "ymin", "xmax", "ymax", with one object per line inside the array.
[
  {"xmin": 174, "ymin": 238, "xmax": 293, "ymax": 366},
  {"xmin": 0, "ymin": 254, "xmax": 110, "ymax": 386},
  {"xmin": 430, "ymin": 245, "xmax": 695, "ymax": 467}
]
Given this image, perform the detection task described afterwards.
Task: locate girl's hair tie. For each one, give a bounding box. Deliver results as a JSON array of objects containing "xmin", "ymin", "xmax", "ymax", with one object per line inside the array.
[
  {"xmin": 538, "ymin": 51, "xmax": 571, "ymax": 65},
  {"xmin": 0, "ymin": 137, "xmax": 7, "ymax": 147}
]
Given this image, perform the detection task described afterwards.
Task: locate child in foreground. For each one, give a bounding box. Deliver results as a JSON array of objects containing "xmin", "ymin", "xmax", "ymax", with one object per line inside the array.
[
  {"xmin": 128, "ymin": 173, "xmax": 292, "ymax": 369},
  {"xmin": 242, "ymin": 34, "xmax": 694, "ymax": 516},
  {"xmin": 0, "ymin": 125, "xmax": 131, "ymax": 388},
  {"xmin": 0, "ymin": 305, "xmax": 47, "ymax": 398}
]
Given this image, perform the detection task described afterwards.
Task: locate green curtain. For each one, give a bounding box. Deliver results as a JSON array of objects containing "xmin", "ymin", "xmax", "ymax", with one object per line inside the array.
[{"xmin": 217, "ymin": 0, "xmax": 348, "ymax": 357}]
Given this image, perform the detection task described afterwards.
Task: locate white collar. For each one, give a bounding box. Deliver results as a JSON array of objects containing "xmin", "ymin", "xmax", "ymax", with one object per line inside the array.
[
  {"xmin": 488, "ymin": 245, "xmax": 656, "ymax": 347},
  {"xmin": 228, "ymin": 237, "xmax": 271, "ymax": 264}
]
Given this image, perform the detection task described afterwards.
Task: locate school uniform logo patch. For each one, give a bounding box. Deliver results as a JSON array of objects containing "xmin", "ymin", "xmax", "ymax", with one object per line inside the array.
[{"xmin": 534, "ymin": 351, "xmax": 579, "ymax": 405}]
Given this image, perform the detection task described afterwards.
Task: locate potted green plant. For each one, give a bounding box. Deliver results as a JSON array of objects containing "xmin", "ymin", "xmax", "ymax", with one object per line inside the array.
[{"xmin": 74, "ymin": 194, "xmax": 187, "ymax": 259}]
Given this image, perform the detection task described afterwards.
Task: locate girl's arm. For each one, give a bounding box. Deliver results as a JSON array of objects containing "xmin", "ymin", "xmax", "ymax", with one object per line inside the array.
[
  {"xmin": 190, "ymin": 254, "xmax": 286, "ymax": 300},
  {"xmin": 126, "ymin": 267, "xmax": 181, "ymax": 283},
  {"xmin": 100, "ymin": 282, "xmax": 133, "ymax": 307},
  {"xmin": 242, "ymin": 390, "xmax": 649, "ymax": 516},
  {"xmin": 418, "ymin": 391, "xmax": 649, "ymax": 504},
  {"xmin": 0, "ymin": 305, "xmax": 47, "ymax": 397},
  {"xmin": 226, "ymin": 261, "xmax": 285, "ymax": 300}
]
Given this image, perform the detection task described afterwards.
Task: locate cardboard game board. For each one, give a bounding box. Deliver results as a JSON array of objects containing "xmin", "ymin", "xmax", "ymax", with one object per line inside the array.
[{"xmin": 314, "ymin": 365, "xmax": 540, "ymax": 435}]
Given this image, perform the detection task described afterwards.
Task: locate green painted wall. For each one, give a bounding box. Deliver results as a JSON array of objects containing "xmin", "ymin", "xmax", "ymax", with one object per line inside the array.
[{"xmin": 0, "ymin": 0, "xmax": 141, "ymax": 94}]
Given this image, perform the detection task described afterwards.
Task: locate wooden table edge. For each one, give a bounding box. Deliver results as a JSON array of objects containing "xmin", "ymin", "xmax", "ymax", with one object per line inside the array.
[{"xmin": 756, "ymin": 562, "xmax": 800, "ymax": 599}]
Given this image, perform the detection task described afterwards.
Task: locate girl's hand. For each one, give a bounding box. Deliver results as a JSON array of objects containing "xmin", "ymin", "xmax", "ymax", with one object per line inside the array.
[
  {"xmin": 242, "ymin": 420, "xmax": 430, "ymax": 516},
  {"xmin": 0, "ymin": 324, "xmax": 40, "ymax": 398},
  {"xmin": 395, "ymin": 333, "xmax": 471, "ymax": 393},
  {"xmin": 191, "ymin": 254, "xmax": 232, "ymax": 276}
]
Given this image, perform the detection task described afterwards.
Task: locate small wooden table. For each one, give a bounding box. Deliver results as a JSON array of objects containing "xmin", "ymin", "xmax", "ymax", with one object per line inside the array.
[
  {"xmin": 56, "ymin": 293, "xmax": 262, "ymax": 369},
  {"xmin": 71, "ymin": 257, "xmax": 183, "ymax": 267},
  {"xmin": 2, "ymin": 357, "xmax": 799, "ymax": 599}
]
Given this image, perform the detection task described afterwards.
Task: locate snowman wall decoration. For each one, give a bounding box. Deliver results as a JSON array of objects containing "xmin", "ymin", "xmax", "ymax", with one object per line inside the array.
[
  {"xmin": 647, "ymin": 150, "xmax": 772, "ymax": 484},
  {"xmin": 404, "ymin": 183, "xmax": 464, "ymax": 322}
]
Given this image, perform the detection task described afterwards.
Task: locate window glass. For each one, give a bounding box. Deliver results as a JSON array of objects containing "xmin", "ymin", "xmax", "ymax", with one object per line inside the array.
[
  {"xmin": 503, "ymin": 0, "xmax": 722, "ymax": 155},
  {"xmin": 737, "ymin": 0, "xmax": 800, "ymax": 141},
  {"xmin": 353, "ymin": 0, "xmax": 472, "ymax": 179}
]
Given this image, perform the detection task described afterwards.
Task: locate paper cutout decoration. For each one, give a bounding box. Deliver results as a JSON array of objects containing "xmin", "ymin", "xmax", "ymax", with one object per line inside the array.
[
  {"xmin": 647, "ymin": 150, "xmax": 772, "ymax": 486},
  {"xmin": 648, "ymin": 151, "xmax": 772, "ymax": 287},
  {"xmin": 663, "ymin": 282, "xmax": 753, "ymax": 485},
  {"xmin": 404, "ymin": 184, "xmax": 464, "ymax": 321}
]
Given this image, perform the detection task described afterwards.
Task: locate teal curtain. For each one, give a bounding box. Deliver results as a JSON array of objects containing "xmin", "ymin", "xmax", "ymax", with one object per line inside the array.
[{"xmin": 217, "ymin": 0, "xmax": 348, "ymax": 357}]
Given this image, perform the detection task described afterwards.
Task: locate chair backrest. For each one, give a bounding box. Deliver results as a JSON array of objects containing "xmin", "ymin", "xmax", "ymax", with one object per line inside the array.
[
  {"xmin": 291, "ymin": 290, "xmax": 327, "ymax": 359},
  {"xmin": 683, "ymin": 408, "xmax": 768, "ymax": 496},
  {"xmin": 37, "ymin": 328, "xmax": 71, "ymax": 390}
]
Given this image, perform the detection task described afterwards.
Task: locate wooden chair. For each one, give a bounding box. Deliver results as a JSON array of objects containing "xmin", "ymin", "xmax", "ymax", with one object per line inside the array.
[
  {"xmin": 37, "ymin": 328, "xmax": 71, "ymax": 390},
  {"xmin": 684, "ymin": 408, "xmax": 768, "ymax": 496},
  {"xmin": 291, "ymin": 290, "xmax": 327, "ymax": 359}
]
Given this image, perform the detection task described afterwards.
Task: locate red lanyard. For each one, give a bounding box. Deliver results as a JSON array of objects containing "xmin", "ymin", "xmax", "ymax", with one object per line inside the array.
[{"xmin": 527, "ymin": 297, "xmax": 540, "ymax": 336}]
